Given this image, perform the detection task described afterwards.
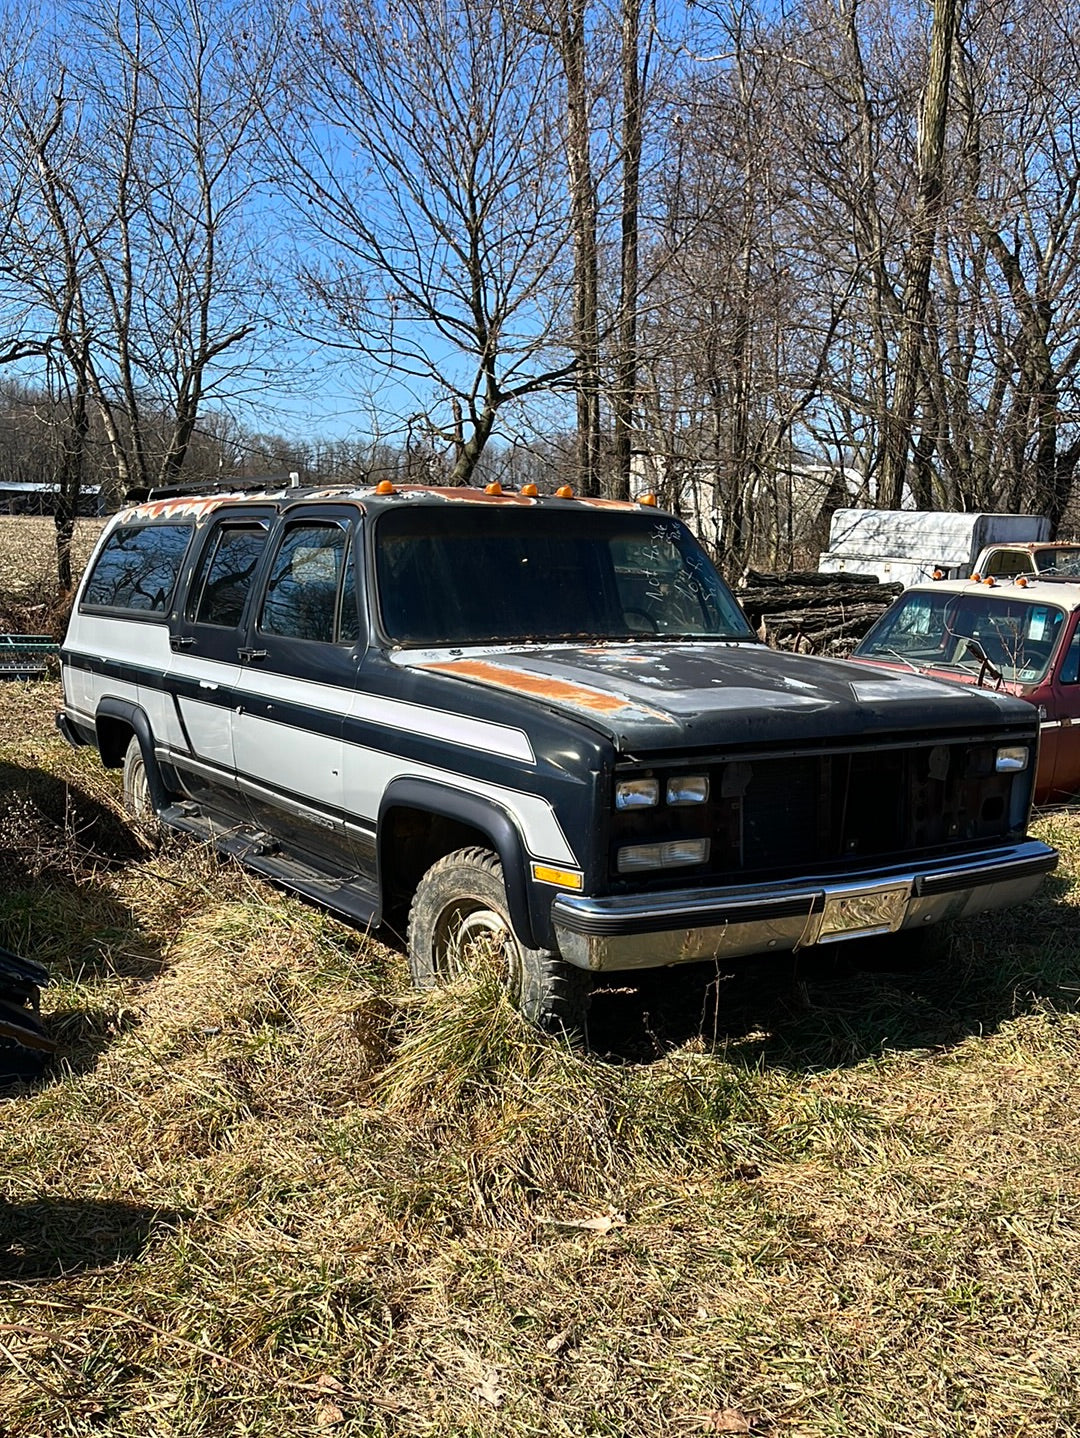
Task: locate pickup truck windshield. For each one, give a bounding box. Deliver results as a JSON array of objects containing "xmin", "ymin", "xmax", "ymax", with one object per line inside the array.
[
  {"xmin": 857, "ymin": 589, "xmax": 1066, "ymax": 684},
  {"xmin": 374, "ymin": 505, "xmax": 755, "ymax": 646}
]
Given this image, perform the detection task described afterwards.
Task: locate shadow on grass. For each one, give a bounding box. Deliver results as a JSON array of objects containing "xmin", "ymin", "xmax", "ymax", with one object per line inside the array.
[
  {"xmin": 0, "ymin": 1197, "xmax": 179, "ymax": 1279},
  {"xmin": 0, "ymin": 760, "xmax": 165, "ymax": 1076},
  {"xmin": 585, "ymin": 882, "xmax": 1080, "ymax": 1069}
]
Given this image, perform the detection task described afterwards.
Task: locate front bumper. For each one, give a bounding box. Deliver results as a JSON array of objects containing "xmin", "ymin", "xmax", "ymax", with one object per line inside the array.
[{"xmin": 551, "ymin": 840, "xmax": 1058, "ymax": 971}]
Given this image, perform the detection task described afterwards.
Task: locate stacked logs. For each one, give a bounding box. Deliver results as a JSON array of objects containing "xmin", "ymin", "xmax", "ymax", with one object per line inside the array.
[{"xmin": 736, "ymin": 569, "xmax": 902, "ymax": 657}]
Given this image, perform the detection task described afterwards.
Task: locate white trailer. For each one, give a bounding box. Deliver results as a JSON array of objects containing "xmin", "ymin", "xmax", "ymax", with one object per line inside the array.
[{"xmin": 818, "ymin": 509, "xmax": 1050, "ymax": 588}]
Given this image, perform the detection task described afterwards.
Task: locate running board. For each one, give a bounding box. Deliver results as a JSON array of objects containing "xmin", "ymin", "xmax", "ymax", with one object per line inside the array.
[{"xmin": 159, "ymin": 804, "xmax": 380, "ymax": 930}]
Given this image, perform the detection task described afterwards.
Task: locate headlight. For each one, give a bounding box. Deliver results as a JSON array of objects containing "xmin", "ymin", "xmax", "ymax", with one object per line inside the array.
[
  {"xmin": 666, "ymin": 775, "xmax": 709, "ymax": 805},
  {"xmin": 615, "ymin": 777, "xmax": 659, "ymax": 809},
  {"xmin": 996, "ymin": 746, "xmax": 1029, "ymax": 772},
  {"xmin": 617, "ymin": 838, "xmax": 710, "ymax": 872}
]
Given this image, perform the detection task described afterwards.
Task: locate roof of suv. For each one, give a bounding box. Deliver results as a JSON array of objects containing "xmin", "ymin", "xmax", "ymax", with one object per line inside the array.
[
  {"xmin": 908, "ymin": 575, "xmax": 1080, "ymax": 608},
  {"xmin": 116, "ymin": 483, "xmax": 662, "ymax": 524}
]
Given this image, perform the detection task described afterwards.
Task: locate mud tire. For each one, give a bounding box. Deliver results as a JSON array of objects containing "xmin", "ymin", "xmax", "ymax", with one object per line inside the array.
[{"xmin": 407, "ymin": 846, "xmax": 590, "ymax": 1035}]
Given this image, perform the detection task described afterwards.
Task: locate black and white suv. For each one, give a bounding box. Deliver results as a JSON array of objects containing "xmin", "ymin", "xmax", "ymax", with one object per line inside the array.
[{"xmin": 58, "ymin": 482, "xmax": 1057, "ymax": 1030}]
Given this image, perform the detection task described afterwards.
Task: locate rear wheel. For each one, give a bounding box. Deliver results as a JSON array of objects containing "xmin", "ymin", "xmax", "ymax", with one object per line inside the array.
[
  {"xmin": 407, "ymin": 846, "xmax": 590, "ymax": 1035},
  {"xmin": 121, "ymin": 735, "xmax": 164, "ymax": 840}
]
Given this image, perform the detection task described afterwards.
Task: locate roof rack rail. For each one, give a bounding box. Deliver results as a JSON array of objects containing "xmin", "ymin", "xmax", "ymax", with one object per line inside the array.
[{"xmin": 124, "ymin": 477, "xmax": 300, "ymax": 504}]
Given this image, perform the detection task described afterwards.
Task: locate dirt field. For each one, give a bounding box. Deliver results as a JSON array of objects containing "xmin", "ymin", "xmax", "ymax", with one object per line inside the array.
[
  {"xmin": 2, "ymin": 674, "xmax": 1080, "ymax": 1436},
  {"xmin": 0, "ymin": 517, "xmax": 105, "ymax": 637}
]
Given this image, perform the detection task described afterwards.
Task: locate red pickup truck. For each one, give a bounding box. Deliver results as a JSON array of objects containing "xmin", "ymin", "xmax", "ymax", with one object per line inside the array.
[{"xmin": 852, "ymin": 575, "xmax": 1080, "ymax": 802}]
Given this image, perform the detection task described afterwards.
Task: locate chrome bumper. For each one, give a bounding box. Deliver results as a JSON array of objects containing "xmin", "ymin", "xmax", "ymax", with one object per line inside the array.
[{"xmin": 551, "ymin": 841, "xmax": 1058, "ymax": 972}]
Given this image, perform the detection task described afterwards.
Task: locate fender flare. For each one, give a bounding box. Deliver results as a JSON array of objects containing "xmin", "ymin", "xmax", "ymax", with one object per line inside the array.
[
  {"xmin": 95, "ymin": 697, "xmax": 173, "ymax": 814},
  {"xmin": 378, "ymin": 777, "xmax": 540, "ymax": 950}
]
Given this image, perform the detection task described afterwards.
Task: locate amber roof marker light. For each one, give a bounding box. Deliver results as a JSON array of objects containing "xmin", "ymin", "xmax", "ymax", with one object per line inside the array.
[
  {"xmin": 521, "ymin": 483, "xmax": 539, "ymax": 498},
  {"xmin": 555, "ymin": 485, "xmax": 574, "ymax": 499},
  {"xmin": 638, "ymin": 493, "xmax": 658, "ymax": 507},
  {"xmin": 374, "ymin": 480, "xmax": 396, "ymax": 495}
]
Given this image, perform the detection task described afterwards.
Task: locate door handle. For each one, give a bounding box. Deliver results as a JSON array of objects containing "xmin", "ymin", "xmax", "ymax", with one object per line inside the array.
[
  {"xmin": 170, "ymin": 636, "xmax": 196, "ymax": 651},
  {"xmin": 238, "ymin": 648, "xmax": 267, "ymax": 663}
]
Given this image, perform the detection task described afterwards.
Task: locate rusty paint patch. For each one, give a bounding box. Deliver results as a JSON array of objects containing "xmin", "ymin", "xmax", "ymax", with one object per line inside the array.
[
  {"xmin": 122, "ymin": 494, "xmax": 244, "ymax": 522},
  {"xmin": 423, "ymin": 658, "xmax": 639, "ymax": 714}
]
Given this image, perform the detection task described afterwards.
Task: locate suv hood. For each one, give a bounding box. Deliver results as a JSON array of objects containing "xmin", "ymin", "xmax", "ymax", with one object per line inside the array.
[{"xmin": 404, "ymin": 642, "xmax": 1036, "ymax": 752}]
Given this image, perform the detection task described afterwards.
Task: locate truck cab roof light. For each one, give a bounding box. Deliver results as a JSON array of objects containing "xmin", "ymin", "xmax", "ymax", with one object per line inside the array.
[
  {"xmin": 521, "ymin": 483, "xmax": 538, "ymax": 498},
  {"xmin": 484, "ymin": 482, "xmax": 503, "ymax": 495},
  {"xmin": 375, "ymin": 480, "xmax": 396, "ymax": 495},
  {"xmin": 555, "ymin": 485, "xmax": 574, "ymax": 499},
  {"xmin": 639, "ymin": 493, "xmax": 658, "ymax": 507}
]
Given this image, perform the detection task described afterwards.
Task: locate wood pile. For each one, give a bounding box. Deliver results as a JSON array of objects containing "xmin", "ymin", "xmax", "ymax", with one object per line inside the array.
[{"xmin": 736, "ymin": 569, "xmax": 902, "ymax": 656}]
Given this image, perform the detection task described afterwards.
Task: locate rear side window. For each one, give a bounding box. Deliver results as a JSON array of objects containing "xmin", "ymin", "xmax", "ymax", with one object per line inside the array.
[
  {"xmin": 188, "ymin": 522, "xmax": 270, "ymax": 627},
  {"xmin": 82, "ymin": 523, "xmax": 192, "ymax": 613}
]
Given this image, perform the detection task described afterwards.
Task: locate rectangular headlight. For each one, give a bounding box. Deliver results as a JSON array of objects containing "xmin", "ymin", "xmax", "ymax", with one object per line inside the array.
[
  {"xmin": 617, "ymin": 838, "xmax": 711, "ymax": 872},
  {"xmin": 666, "ymin": 775, "xmax": 709, "ymax": 805},
  {"xmin": 615, "ymin": 777, "xmax": 659, "ymax": 809},
  {"xmin": 996, "ymin": 746, "xmax": 1029, "ymax": 772}
]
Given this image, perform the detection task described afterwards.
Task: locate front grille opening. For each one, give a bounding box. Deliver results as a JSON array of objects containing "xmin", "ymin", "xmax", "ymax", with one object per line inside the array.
[{"xmin": 610, "ymin": 738, "xmax": 1026, "ymax": 886}]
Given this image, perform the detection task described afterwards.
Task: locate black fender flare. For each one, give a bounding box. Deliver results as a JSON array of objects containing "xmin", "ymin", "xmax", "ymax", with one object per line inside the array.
[
  {"xmin": 95, "ymin": 698, "xmax": 173, "ymax": 814},
  {"xmin": 377, "ymin": 777, "xmax": 540, "ymax": 950}
]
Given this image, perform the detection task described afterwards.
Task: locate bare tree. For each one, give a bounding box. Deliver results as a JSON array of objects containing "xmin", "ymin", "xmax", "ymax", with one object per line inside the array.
[
  {"xmin": 877, "ymin": 0, "xmax": 959, "ymax": 509},
  {"xmin": 259, "ymin": 0, "xmax": 575, "ymax": 485}
]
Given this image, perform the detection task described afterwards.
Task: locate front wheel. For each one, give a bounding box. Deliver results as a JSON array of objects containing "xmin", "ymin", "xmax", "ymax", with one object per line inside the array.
[{"xmin": 407, "ymin": 847, "xmax": 590, "ymax": 1035}]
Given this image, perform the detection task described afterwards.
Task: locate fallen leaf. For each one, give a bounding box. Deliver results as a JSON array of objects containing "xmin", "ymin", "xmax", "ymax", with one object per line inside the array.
[
  {"xmin": 471, "ymin": 1372, "xmax": 505, "ymax": 1408},
  {"xmin": 545, "ymin": 1328, "xmax": 572, "ymax": 1354},
  {"xmin": 542, "ymin": 1211, "xmax": 627, "ymax": 1233},
  {"xmin": 315, "ymin": 1400, "xmax": 345, "ymax": 1427},
  {"xmin": 703, "ymin": 1410, "xmax": 751, "ymax": 1433}
]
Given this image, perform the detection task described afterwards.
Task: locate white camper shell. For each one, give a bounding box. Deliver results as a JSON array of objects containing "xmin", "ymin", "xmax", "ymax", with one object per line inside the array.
[{"xmin": 819, "ymin": 510, "xmax": 1050, "ymax": 588}]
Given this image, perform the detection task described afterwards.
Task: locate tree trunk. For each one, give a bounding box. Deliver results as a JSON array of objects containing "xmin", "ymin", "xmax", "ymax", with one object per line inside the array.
[
  {"xmin": 560, "ymin": 0, "xmax": 601, "ymax": 496},
  {"xmin": 878, "ymin": 0, "xmax": 959, "ymax": 510},
  {"xmin": 611, "ymin": 0, "xmax": 643, "ymax": 501}
]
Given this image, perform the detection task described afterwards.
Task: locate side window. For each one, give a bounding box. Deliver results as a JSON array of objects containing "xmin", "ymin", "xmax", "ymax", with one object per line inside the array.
[
  {"xmin": 260, "ymin": 522, "xmax": 352, "ymax": 643},
  {"xmin": 1059, "ymin": 628, "xmax": 1080, "ymax": 685},
  {"xmin": 188, "ymin": 522, "xmax": 270, "ymax": 627},
  {"xmin": 81, "ymin": 524, "xmax": 192, "ymax": 613}
]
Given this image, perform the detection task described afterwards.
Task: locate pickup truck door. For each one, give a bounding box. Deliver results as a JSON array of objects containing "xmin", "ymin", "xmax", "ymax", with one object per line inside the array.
[
  {"xmin": 1044, "ymin": 617, "xmax": 1080, "ymax": 799},
  {"xmin": 230, "ymin": 508, "xmax": 360, "ymax": 874},
  {"xmin": 166, "ymin": 508, "xmax": 276, "ymax": 822}
]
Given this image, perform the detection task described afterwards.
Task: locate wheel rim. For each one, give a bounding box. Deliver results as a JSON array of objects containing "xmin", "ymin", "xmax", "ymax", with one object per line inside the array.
[
  {"xmin": 130, "ymin": 758, "xmax": 152, "ymax": 819},
  {"xmin": 433, "ymin": 898, "xmax": 522, "ymax": 996}
]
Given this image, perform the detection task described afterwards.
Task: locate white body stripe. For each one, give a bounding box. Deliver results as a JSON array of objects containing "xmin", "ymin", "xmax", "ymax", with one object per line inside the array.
[{"xmin": 64, "ymin": 613, "xmax": 573, "ymax": 868}]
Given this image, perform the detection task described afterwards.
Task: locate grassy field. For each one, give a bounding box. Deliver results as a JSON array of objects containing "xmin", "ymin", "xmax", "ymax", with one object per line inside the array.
[
  {"xmin": 2, "ymin": 525, "xmax": 1080, "ymax": 1435},
  {"xmin": 2, "ymin": 691, "xmax": 1080, "ymax": 1436},
  {"xmin": 0, "ymin": 518, "xmax": 104, "ymax": 631}
]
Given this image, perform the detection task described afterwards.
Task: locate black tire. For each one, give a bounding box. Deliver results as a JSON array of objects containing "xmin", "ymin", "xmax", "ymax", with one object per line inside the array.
[
  {"xmin": 407, "ymin": 846, "xmax": 591, "ymax": 1035},
  {"xmin": 122, "ymin": 735, "xmax": 160, "ymax": 829}
]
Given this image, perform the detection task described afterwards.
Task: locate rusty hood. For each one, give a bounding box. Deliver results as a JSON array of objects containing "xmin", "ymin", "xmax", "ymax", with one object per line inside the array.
[{"xmin": 403, "ymin": 642, "xmax": 1037, "ymax": 752}]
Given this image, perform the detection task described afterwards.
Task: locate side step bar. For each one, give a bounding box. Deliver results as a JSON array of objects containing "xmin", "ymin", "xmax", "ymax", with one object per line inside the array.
[{"xmin": 158, "ymin": 803, "xmax": 380, "ymax": 930}]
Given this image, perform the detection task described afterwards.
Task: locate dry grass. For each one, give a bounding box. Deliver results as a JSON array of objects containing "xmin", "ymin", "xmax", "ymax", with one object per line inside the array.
[
  {"xmin": 3, "ymin": 678, "xmax": 1080, "ymax": 1434},
  {"xmin": 0, "ymin": 518, "xmax": 104, "ymax": 634}
]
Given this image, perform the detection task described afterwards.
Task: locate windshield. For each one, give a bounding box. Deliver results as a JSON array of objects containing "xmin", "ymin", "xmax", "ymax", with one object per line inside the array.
[
  {"xmin": 856, "ymin": 588, "xmax": 1066, "ymax": 684},
  {"xmin": 374, "ymin": 506, "xmax": 755, "ymax": 646}
]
